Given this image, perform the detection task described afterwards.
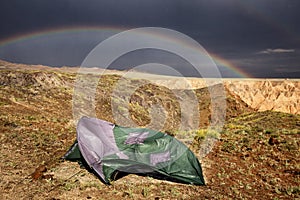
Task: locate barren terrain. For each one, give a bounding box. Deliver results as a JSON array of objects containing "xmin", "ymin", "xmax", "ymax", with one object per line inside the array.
[{"xmin": 0, "ymin": 60, "xmax": 299, "ymax": 199}]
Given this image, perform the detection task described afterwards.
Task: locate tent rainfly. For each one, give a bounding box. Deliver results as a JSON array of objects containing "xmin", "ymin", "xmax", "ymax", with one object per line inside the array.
[{"xmin": 64, "ymin": 116, "xmax": 205, "ymax": 185}]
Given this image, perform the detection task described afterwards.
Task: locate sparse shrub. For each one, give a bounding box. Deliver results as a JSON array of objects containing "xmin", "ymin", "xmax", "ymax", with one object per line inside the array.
[
  {"xmin": 264, "ymin": 129, "xmax": 273, "ymax": 134},
  {"xmin": 221, "ymin": 141, "xmax": 236, "ymax": 153},
  {"xmin": 194, "ymin": 129, "xmax": 220, "ymax": 143}
]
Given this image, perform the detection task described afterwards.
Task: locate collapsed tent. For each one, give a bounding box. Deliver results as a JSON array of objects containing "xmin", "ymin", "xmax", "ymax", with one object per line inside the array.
[{"xmin": 64, "ymin": 116, "xmax": 205, "ymax": 185}]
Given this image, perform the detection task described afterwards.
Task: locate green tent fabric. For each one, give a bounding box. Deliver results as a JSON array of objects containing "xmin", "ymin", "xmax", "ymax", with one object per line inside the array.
[{"xmin": 64, "ymin": 116, "xmax": 205, "ymax": 185}]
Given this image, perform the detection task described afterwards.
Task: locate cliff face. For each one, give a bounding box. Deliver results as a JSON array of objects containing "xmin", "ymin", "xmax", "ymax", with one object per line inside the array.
[{"xmin": 225, "ymin": 79, "xmax": 300, "ymax": 114}]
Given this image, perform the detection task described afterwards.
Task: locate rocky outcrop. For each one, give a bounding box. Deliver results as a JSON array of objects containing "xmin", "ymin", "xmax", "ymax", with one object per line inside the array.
[
  {"xmin": 225, "ymin": 79, "xmax": 300, "ymax": 114},
  {"xmin": 0, "ymin": 70, "xmax": 69, "ymax": 88}
]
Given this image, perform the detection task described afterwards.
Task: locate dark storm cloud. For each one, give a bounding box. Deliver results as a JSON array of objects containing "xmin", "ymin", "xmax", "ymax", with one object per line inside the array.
[
  {"xmin": 1, "ymin": 0, "xmax": 297, "ymax": 42},
  {"xmin": 0, "ymin": 0, "xmax": 299, "ymax": 77},
  {"xmin": 0, "ymin": 0, "xmax": 186, "ymax": 38}
]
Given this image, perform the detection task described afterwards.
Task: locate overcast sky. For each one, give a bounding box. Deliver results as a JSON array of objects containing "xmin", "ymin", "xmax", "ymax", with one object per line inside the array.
[{"xmin": 0, "ymin": 0, "xmax": 299, "ymax": 78}]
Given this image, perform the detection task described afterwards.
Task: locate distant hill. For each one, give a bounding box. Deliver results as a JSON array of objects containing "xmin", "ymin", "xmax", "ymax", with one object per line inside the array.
[{"xmin": 225, "ymin": 79, "xmax": 300, "ymax": 114}]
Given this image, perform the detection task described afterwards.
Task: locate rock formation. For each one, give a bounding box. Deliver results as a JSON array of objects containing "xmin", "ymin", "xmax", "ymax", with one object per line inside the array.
[{"xmin": 225, "ymin": 79, "xmax": 299, "ymax": 114}]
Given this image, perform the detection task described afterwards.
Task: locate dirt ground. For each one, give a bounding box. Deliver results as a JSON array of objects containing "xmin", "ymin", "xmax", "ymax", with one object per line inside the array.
[{"xmin": 0, "ymin": 67, "xmax": 299, "ymax": 199}]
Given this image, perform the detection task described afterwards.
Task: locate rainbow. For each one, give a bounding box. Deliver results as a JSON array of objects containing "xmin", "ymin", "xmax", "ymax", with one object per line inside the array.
[
  {"xmin": 211, "ymin": 53, "xmax": 250, "ymax": 78},
  {"xmin": 0, "ymin": 25, "xmax": 251, "ymax": 78},
  {"xmin": 0, "ymin": 25, "xmax": 127, "ymax": 47}
]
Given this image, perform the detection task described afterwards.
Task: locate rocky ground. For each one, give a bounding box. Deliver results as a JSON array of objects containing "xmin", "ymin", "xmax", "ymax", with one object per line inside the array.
[{"xmin": 0, "ymin": 60, "xmax": 299, "ymax": 199}]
